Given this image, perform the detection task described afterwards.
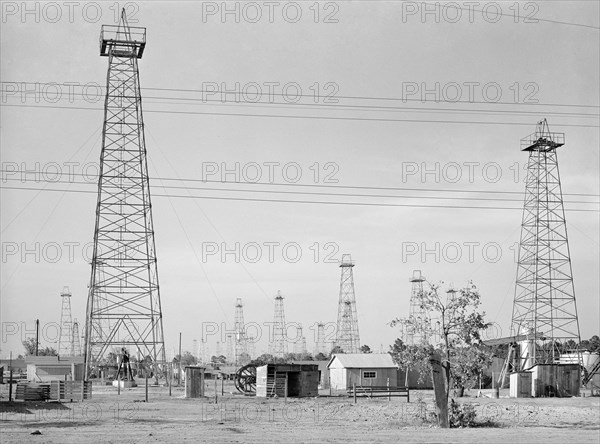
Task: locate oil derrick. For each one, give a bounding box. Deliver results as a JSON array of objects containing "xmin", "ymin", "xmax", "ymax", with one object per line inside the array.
[
  {"xmin": 71, "ymin": 319, "xmax": 82, "ymax": 356},
  {"xmin": 215, "ymin": 341, "xmax": 222, "ymax": 359},
  {"xmin": 84, "ymin": 10, "xmax": 165, "ymax": 379},
  {"xmin": 234, "ymin": 298, "xmax": 248, "ymax": 364},
  {"xmin": 245, "ymin": 337, "xmax": 255, "ymax": 359},
  {"xmin": 314, "ymin": 322, "xmax": 326, "ymax": 355},
  {"xmin": 199, "ymin": 338, "xmax": 207, "ymax": 364},
  {"xmin": 226, "ymin": 334, "xmax": 234, "ymax": 364},
  {"xmin": 510, "ymin": 119, "xmax": 581, "ymax": 370},
  {"xmin": 58, "ymin": 287, "xmax": 73, "ymax": 357},
  {"xmin": 272, "ymin": 291, "xmax": 287, "ymax": 358},
  {"xmin": 335, "ymin": 254, "xmax": 360, "ymax": 353},
  {"xmin": 192, "ymin": 339, "xmax": 198, "ymax": 360},
  {"xmin": 405, "ymin": 270, "xmax": 430, "ymax": 346},
  {"xmin": 293, "ymin": 325, "xmax": 307, "ymax": 355}
]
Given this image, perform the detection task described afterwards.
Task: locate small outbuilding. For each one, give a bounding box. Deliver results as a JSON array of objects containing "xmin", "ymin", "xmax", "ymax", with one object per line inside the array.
[
  {"xmin": 256, "ymin": 364, "xmax": 319, "ymax": 398},
  {"xmin": 25, "ymin": 356, "xmax": 85, "ymax": 382},
  {"xmin": 290, "ymin": 360, "xmax": 330, "ymax": 389},
  {"xmin": 530, "ymin": 364, "xmax": 580, "ymax": 397},
  {"xmin": 328, "ymin": 353, "xmax": 398, "ymax": 390}
]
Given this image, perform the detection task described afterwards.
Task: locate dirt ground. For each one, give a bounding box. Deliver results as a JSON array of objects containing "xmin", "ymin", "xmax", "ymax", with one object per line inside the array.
[{"xmin": 1, "ymin": 381, "xmax": 599, "ymax": 443}]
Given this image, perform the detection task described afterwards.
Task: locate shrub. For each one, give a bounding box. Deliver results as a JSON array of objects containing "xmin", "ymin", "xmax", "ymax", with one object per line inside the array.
[{"xmin": 449, "ymin": 399, "xmax": 477, "ymax": 428}]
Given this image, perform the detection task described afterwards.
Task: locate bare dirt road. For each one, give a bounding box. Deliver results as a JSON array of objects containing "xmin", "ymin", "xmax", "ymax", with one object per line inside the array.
[{"xmin": 1, "ymin": 383, "xmax": 599, "ymax": 443}]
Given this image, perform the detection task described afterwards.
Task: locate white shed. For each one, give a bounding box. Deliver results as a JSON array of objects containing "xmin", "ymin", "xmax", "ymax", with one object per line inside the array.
[{"xmin": 327, "ymin": 353, "xmax": 398, "ymax": 390}]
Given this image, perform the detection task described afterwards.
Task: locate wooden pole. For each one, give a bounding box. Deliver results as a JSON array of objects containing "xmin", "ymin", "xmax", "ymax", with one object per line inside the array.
[
  {"xmin": 168, "ymin": 364, "xmax": 172, "ymax": 397},
  {"xmin": 145, "ymin": 372, "xmax": 149, "ymax": 402},
  {"xmin": 35, "ymin": 320, "xmax": 39, "ymax": 356},
  {"xmin": 214, "ymin": 377, "xmax": 218, "ymax": 403},
  {"xmin": 178, "ymin": 332, "xmax": 182, "ymax": 387},
  {"xmin": 284, "ymin": 373, "xmax": 288, "ymax": 403},
  {"xmin": 221, "ymin": 376, "xmax": 224, "ymax": 396},
  {"xmin": 8, "ymin": 369, "xmax": 13, "ymax": 402}
]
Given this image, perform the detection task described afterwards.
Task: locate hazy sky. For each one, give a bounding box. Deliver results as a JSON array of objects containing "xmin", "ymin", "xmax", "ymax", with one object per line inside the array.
[{"xmin": 1, "ymin": 1, "xmax": 598, "ymax": 358}]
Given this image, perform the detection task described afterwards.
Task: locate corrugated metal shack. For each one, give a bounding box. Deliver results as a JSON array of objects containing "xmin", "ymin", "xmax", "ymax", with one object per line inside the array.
[{"xmin": 256, "ymin": 364, "xmax": 319, "ymax": 398}]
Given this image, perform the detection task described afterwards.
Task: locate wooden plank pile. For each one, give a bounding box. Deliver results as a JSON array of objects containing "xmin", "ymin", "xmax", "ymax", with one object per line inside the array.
[
  {"xmin": 49, "ymin": 381, "xmax": 92, "ymax": 401},
  {"xmin": 15, "ymin": 383, "xmax": 51, "ymax": 401}
]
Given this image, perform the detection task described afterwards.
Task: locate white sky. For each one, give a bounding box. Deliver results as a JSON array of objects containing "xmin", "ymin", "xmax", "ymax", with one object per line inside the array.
[{"xmin": 1, "ymin": 1, "xmax": 598, "ymax": 358}]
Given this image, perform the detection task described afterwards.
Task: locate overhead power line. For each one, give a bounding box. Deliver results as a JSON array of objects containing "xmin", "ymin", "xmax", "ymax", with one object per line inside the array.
[
  {"xmin": 1, "ymin": 184, "xmax": 598, "ymax": 213},
  {"xmin": 2, "ymin": 103, "xmax": 598, "ymax": 128},
  {"xmin": 1, "ymin": 169, "xmax": 598, "ymax": 199},
  {"xmin": 2, "ymin": 176, "xmax": 599, "ymax": 206}
]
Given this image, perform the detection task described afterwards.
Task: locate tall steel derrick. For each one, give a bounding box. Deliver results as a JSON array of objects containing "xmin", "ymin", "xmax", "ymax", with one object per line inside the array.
[
  {"xmin": 58, "ymin": 287, "xmax": 73, "ymax": 357},
  {"xmin": 72, "ymin": 319, "xmax": 82, "ymax": 357},
  {"xmin": 84, "ymin": 11, "xmax": 165, "ymax": 378},
  {"xmin": 234, "ymin": 298, "xmax": 248, "ymax": 364},
  {"xmin": 335, "ymin": 254, "xmax": 360, "ymax": 353},
  {"xmin": 314, "ymin": 322, "xmax": 327, "ymax": 355},
  {"xmin": 405, "ymin": 270, "xmax": 430, "ymax": 346},
  {"xmin": 510, "ymin": 119, "xmax": 581, "ymax": 369},
  {"xmin": 271, "ymin": 291, "xmax": 288, "ymax": 358}
]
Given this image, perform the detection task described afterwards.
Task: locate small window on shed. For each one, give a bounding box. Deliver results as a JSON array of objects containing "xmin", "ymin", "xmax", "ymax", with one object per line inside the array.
[{"xmin": 363, "ymin": 371, "xmax": 376, "ymax": 379}]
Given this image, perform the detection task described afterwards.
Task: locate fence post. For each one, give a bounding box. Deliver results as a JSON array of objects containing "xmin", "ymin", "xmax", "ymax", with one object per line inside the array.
[
  {"xmin": 8, "ymin": 369, "xmax": 13, "ymax": 402},
  {"xmin": 285, "ymin": 373, "xmax": 288, "ymax": 403},
  {"xmin": 215, "ymin": 377, "xmax": 218, "ymax": 404},
  {"xmin": 145, "ymin": 372, "xmax": 149, "ymax": 402},
  {"xmin": 221, "ymin": 377, "xmax": 224, "ymax": 396},
  {"xmin": 353, "ymin": 383, "xmax": 356, "ymax": 404},
  {"xmin": 387, "ymin": 377, "xmax": 390, "ymax": 401}
]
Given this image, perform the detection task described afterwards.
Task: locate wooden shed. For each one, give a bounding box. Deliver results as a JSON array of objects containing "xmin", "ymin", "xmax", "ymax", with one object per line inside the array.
[
  {"xmin": 509, "ymin": 371, "xmax": 532, "ymax": 398},
  {"xmin": 290, "ymin": 360, "xmax": 330, "ymax": 389},
  {"xmin": 530, "ymin": 364, "xmax": 580, "ymax": 397},
  {"xmin": 327, "ymin": 354, "xmax": 398, "ymax": 390},
  {"xmin": 256, "ymin": 364, "xmax": 319, "ymax": 398}
]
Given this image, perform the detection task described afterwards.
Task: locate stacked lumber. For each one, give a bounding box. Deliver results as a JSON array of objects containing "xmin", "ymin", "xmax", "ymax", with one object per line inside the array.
[
  {"xmin": 49, "ymin": 381, "xmax": 92, "ymax": 401},
  {"xmin": 15, "ymin": 383, "xmax": 50, "ymax": 401}
]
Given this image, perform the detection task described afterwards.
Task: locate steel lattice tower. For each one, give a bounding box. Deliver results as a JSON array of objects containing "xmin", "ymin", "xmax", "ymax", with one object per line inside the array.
[
  {"xmin": 335, "ymin": 254, "xmax": 360, "ymax": 353},
  {"xmin": 272, "ymin": 291, "xmax": 288, "ymax": 358},
  {"xmin": 84, "ymin": 11, "xmax": 165, "ymax": 379},
  {"xmin": 72, "ymin": 319, "xmax": 82, "ymax": 356},
  {"xmin": 59, "ymin": 287, "xmax": 73, "ymax": 357},
  {"xmin": 234, "ymin": 298, "xmax": 248, "ymax": 364},
  {"xmin": 405, "ymin": 270, "xmax": 430, "ymax": 346},
  {"xmin": 293, "ymin": 325, "xmax": 307, "ymax": 355},
  {"xmin": 226, "ymin": 334, "xmax": 234, "ymax": 364},
  {"xmin": 511, "ymin": 119, "xmax": 581, "ymax": 369},
  {"xmin": 314, "ymin": 322, "xmax": 326, "ymax": 355}
]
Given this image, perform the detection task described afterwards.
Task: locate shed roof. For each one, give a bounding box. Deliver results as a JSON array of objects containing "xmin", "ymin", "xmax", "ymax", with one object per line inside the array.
[
  {"xmin": 327, "ymin": 353, "xmax": 397, "ymax": 369},
  {"xmin": 291, "ymin": 360, "xmax": 329, "ymax": 371}
]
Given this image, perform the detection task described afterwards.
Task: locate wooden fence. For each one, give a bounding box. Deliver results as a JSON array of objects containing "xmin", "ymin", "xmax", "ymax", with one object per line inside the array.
[{"xmin": 347, "ymin": 384, "xmax": 410, "ymax": 402}]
